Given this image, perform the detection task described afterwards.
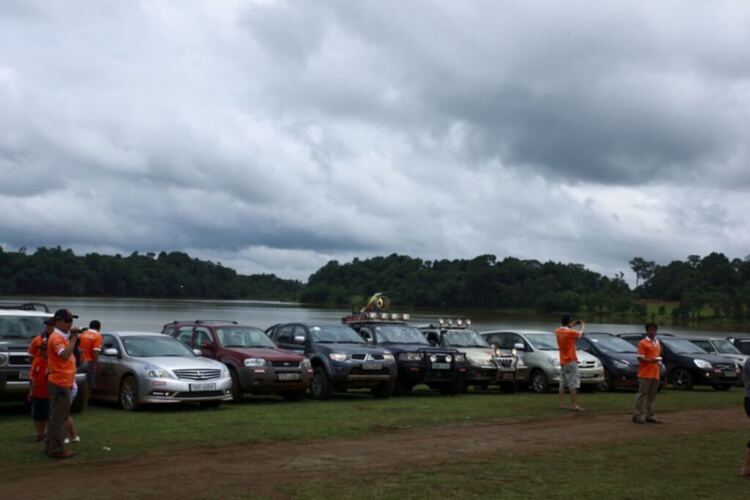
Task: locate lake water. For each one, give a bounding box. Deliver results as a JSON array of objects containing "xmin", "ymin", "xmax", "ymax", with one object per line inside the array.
[{"xmin": 4, "ymin": 296, "xmax": 749, "ymax": 339}]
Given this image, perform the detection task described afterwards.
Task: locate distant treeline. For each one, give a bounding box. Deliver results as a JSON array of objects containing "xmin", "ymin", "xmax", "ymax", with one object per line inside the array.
[
  {"xmin": 0, "ymin": 247, "xmax": 302, "ymax": 301},
  {"xmin": 2, "ymin": 247, "xmax": 749, "ymax": 321}
]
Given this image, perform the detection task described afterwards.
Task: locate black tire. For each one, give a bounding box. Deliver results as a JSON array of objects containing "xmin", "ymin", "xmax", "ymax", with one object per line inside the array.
[
  {"xmin": 119, "ymin": 375, "xmax": 139, "ymax": 411},
  {"xmin": 70, "ymin": 380, "xmax": 87, "ymax": 414},
  {"xmin": 393, "ymin": 379, "xmax": 414, "ymax": 396},
  {"xmin": 600, "ymin": 369, "xmax": 615, "ymax": 392},
  {"xmin": 282, "ymin": 390, "xmax": 306, "ymax": 401},
  {"xmin": 530, "ymin": 370, "xmax": 550, "ymax": 393},
  {"xmin": 371, "ymin": 379, "xmax": 395, "ymax": 398},
  {"xmin": 229, "ymin": 368, "xmax": 243, "ymax": 403},
  {"xmin": 712, "ymin": 384, "xmax": 731, "ymax": 391},
  {"xmin": 200, "ymin": 401, "xmax": 222, "ymax": 408},
  {"xmin": 670, "ymin": 368, "xmax": 694, "ymax": 391},
  {"xmin": 310, "ymin": 366, "xmax": 334, "ymax": 400},
  {"xmin": 500, "ymin": 381, "xmax": 518, "ymax": 394}
]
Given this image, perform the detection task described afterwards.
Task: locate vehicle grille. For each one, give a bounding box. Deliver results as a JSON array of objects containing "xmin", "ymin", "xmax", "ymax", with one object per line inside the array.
[
  {"xmin": 577, "ymin": 360, "xmax": 596, "ymax": 369},
  {"xmin": 715, "ymin": 363, "xmax": 736, "ymax": 371},
  {"xmin": 271, "ymin": 360, "xmax": 301, "ymax": 368},
  {"xmin": 350, "ymin": 354, "xmax": 385, "ymax": 361},
  {"xmin": 9, "ymin": 353, "xmax": 31, "ymax": 367},
  {"xmin": 496, "ymin": 358, "xmax": 514, "ymax": 368},
  {"xmin": 173, "ymin": 369, "xmax": 221, "ymax": 380}
]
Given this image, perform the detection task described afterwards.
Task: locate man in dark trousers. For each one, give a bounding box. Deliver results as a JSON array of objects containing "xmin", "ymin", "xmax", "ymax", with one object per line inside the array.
[
  {"xmin": 45, "ymin": 309, "xmax": 80, "ymax": 459},
  {"xmin": 633, "ymin": 322, "xmax": 662, "ymax": 424}
]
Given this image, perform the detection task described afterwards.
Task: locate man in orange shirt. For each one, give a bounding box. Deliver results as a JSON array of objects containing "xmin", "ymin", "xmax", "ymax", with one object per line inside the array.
[
  {"xmin": 633, "ymin": 322, "xmax": 662, "ymax": 424},
  {"xmin": 45, "ymin": 308, "xmax": 80, "ymax": 459},
  {"xmin": 555, "ymin": 315, "xmax": 585, "ymax": 411},
  {"xmin": 79, "ymin": 320, "xmax": 103, "ymax": 406}
]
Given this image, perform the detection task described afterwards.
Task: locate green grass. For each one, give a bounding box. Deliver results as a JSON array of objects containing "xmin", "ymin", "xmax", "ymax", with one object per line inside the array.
[
  {"xmin": 285, "ymin": 429, "xmax": 750, "ymax": 499},
  {"xmin": 0, "ymin": 387, "xmax": 741, "ymax": 465}
]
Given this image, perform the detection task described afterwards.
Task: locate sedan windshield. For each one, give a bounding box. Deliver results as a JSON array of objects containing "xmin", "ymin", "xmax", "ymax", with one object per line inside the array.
[
  {"xmin": 0, "ymin": 316, "xmax": 47, "ymax": 340},
  {"xmin": 588, "ymin": 334, "xmax": 637, "ymax": 353},
  {"xmin": 713, "ymin": 339, "xmax": 742, "ymax": 355},
  {"xmin": 310, "ymin": 325, "xmax": 364, "ymax": 344},
  {"xmin": 525, "ymin": 333, "xmax": 559, "ymax": 351},
  {"xmin": 443, "ymin": 330, "xmax": 490, "ymax": 348},
  {"xmin": 122, "ymin": 336, "xmax": 195, "ymax": 357},
  {"xmin": 217, "ymin": 327, "xmax": 275, "ymax": 348},
  {"xmin": 374, "ymin": 325, "xmax": 428, "ymax": 344},
  {"xmin": 662, "ymin": 338, "xmax": 706, "ymax": 354}
]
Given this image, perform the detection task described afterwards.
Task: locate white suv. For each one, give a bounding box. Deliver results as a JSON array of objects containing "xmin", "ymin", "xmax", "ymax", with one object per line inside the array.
[
  {"xmin": 481, "ymin": 329, "xmax": 604, "ymax": 393},
  {"xmin": 0, "ymin": 303, "xmax": 87, "ymax": 412}
]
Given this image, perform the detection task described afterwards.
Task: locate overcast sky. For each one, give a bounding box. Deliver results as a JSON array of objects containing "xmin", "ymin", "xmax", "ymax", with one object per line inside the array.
[{"xmin": 2, "ymin": 1, "xmax": 749, "ymax": 283}]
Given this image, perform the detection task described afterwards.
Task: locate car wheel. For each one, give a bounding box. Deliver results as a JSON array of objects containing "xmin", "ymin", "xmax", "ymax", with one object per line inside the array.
[
  {"xmin": 70, "ymin": 380, "xmax": 87, "ymax": 414},
  {"xmin": 200, "ymin": 401, "xmax": 222, "ymax": 408},
  {"xmin": 530, "ymin": 370, "xmax": 550, "ymax": 393},
  {"xmin": 371, "ymin": 379, "xmax": 395, "ymax": 398},
  {"xmin": 119, "ymin": 375, "xmax": 139, "ymax": 411},
  {"xmin": 229, "ymin": 368, "xmax": 243, "ymax": 403},
  {"xmin": 712, "ymin": 384, "xmax": 731, "ymax": 391},
  {"xmin": 600, "ymin": 369, "xmax": 615, "ymax": 392},
  {"xmin": 282, "ymin": 390, "xmax": 306, "ymax": 401},
  {"xmin": 311, "ymin": 366, "xmax": 333, "ymax": 400},
  {"xmin": 670, "ymin": 368, "xmax": 694, "ymax": 390}
]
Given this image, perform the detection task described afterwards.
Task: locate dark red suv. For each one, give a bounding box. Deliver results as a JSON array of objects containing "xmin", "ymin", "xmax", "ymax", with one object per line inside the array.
[{"xmin": 162, "ymin": 320, "xmax": 313, "ymax": 401}]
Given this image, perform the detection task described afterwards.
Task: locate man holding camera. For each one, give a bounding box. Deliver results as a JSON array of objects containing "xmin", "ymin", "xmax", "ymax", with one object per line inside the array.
[
  {"xmin": 555, "ymin": 315, "xmax": 585, "ymax": 411},
  {"xmin": 45, "ymin": 308, "xmax": 80, "ymax": 459}
]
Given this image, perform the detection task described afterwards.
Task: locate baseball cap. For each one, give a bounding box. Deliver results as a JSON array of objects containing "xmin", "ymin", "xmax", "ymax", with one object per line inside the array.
[{"xmin": 53, "ymin": 309, "xmax": 79, "ymax": 322}]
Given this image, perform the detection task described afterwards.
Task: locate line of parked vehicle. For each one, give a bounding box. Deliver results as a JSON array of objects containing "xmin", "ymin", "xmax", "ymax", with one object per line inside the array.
[{"xmin": 1, "ymin": 303, "xmax": 748, "ymax": 412}]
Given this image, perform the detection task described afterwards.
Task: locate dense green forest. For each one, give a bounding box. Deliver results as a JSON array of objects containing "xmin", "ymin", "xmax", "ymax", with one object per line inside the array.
[
  {"xmin": 2, "ymin": 246, "xmax": 749, "ymax": 321},
  {"xmin": 0, "ymin": 247, "xmax": 302, "ymax": 301}
]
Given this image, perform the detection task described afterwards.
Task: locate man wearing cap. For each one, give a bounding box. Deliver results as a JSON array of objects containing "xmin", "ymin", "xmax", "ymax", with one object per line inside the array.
[
  {"xmin": 79, "ymin": 320, "xmax": 103, "ymax": 407},
  {"xmin": 45, "ymin": 309, "xmax": 80, "ymax": 459}
]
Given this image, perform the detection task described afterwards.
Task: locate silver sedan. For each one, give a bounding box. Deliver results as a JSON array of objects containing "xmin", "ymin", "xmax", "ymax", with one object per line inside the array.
[{"xmin": 92, "ymin": 331, "xmax": 232, "ymax": 410}]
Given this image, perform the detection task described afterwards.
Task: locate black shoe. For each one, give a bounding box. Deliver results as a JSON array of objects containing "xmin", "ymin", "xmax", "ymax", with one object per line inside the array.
[
  {"xmin": 645, "ymin": 418, "xmax": 662, "ymax": 424},
  {"xmin": 632, "ymin": 416, "xmax": 645, "ymax": 424}
]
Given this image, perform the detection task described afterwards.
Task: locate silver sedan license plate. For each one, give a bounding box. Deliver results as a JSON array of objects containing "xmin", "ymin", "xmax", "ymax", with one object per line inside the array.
[
  {"xmin": 724, "ymin": 370, "xmax": 735, "ymax": 377},
  {"xmin": 278, "ymin": 372, "xmax": 300, "ymax": 381},
  {"xmin": 18, "ymin": 370, "xmax": 30, "ymax": 380},
  {"xmin": 432, "ymin": 362, "xmax": 451, "ymax": 370},
  {"xmin": 189, "ymin": 382, "xmax": 217, "ymax": 391}
]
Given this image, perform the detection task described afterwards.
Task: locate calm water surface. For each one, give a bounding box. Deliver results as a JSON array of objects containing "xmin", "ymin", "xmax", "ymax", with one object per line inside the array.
[{"xmin": 4, "ymin": 296, "xmax": 749, "ymax": 338}]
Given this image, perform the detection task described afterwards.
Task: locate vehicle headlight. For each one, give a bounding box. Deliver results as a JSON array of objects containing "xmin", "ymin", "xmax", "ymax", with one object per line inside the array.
[
  {"xmin": 0, "ymin": 352, "xmax": 8, "ymax": 367},
  {"xmin": 511, "ymin": 348, "xmax": 518, "ymax": 356},
  {"xmin": 244, "ymin": 358, "xmax": 267, "ymax": 367},
  {"xmin": 382, "ymin": 353, "xmax": 395, "ymax": 363},
  {"xmin": 613, "ymin": 360, "xmax": 630, "ymax": 370},
  {"xmin": 430, "ymin": 354, "xmax": 438, "ymax": 363},
  {"xmin": 454, "ymin": 354, "xmax": 465, "ymax": 363},
  {"xmin": 694, "ymin": 359, "xmax": 712, "ymax": 370},
  {"xmin": 220, "ymin": 365, "xmax": 229, "ymax": 377},
  {"xmin": 445, "ymin": 354, "xmax": 453, "ymax": 363},
  {"xmin": 146, "ymin": 368, "xmax": 174, "ymax": 379},
  {"xmin": 329, "ymin": 353, "xmax": 348, "ymax": 362},
  {"xmin": 301, "ymin": 359, "xmax": 312, "ymax": 369},
  {"xmin": 399, "ymin": 352, "xmax": 424, "ymax": 361},
  {"xmin": 468, "ymin": 357, "xmax": 483, "ymax": 367},
  {"xmin": 548, "ymin": 358, "xmax": 561, "ymax": 367}
]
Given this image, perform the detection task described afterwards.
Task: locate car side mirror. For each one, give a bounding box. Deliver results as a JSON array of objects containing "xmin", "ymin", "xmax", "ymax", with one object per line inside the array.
[
  {"xmin": 103, "ymin": 347, "xmax": 119, "ymax": 357},
  {"xmin": 193, "ymin": 348, "xmax": 202, "ymax": 356},
  {"xmin": 513, "ymin": 342, "xmax": 525, "ymax": 351},
  {"xmin": 200, "ymin": 341, "xmax": 214, "ymax": 350},
  {"xmin": 293, "ymin": 335, "xmax": 306, "ymax": 345}
]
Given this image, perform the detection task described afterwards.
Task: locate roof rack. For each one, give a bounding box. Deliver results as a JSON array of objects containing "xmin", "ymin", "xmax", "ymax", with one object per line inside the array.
[
  {"xmin": 342, "ymin": 312, "xmax": 411, "ymax": 325},
  {"xmin": 0, "ymin": 302, "xmax": 50, "ymax": 312}
]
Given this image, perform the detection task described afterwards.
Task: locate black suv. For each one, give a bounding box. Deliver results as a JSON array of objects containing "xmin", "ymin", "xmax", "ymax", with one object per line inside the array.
[
  {"xmin": 619, "ymin": 333, "xmax": 739, "ymax": 390},
  {"xmin": 266, "ymin": 323, "xmax": 398, "ymax": 399},
  {"xmin": 576, "ymin": 332, "xmax": 665, "ymax": 391},
  {"xmin": 343, "ymin": 313, "xmax": 468, "ymax": 395}
]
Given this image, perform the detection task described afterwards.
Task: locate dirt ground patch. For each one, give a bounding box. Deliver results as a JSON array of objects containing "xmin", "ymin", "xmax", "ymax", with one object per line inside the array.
[{"xmin": 2, "ymin": 407, "xmax": 747, "ymax": 499}]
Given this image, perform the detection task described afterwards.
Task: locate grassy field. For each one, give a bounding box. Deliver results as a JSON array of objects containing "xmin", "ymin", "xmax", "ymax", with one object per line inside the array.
[{"xmin": 0, "ymin": 386, "xmax": 743, "ymax": 465}]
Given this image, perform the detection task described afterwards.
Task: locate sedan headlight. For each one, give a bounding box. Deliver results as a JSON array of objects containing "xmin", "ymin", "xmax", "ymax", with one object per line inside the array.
[
  {"xmin": 382, "ymin": 353, "xmax": 395, "ymax": 363},
  {"xmin": 613, "ymin": 360, "xmax": 630, "ymax": 370},
  {"xmin": 399, "ymin": 352, "xmax": 424, "ymax": 361},
  {"xmin": 329, "ymin": 353, "xmax": 348, "ymax": 362},
  {"xmin": 548, "ymin": 357, "xmax": 561, "ymax": 367},
  {"xmin": 0, "ymin": 352, "xmax": 8, "ymax": 367},
  {"xmin": 220, "ymin": 365, "xmax": 229, "ymax": 377},
  {"xmin": 146, "ymin": 368, "xmax": 174, "ymax": 379},
  {"xmin": 694, "ymin": 359, "xmax": 712, "ymax": 370},
  {"xmin": 244, "ymin": 358, "xmax": 267, "ymax": 367},
  {"xmin": 468, "ymin": 357, "xmax": 483, "ymax": 367},
  {"xmin": 454, "ymin": 354, "xmax": 465, "ymax": 363},
  {"xmin": 301, "ymin": 359, "xmax": 312, "ymax": 369}
]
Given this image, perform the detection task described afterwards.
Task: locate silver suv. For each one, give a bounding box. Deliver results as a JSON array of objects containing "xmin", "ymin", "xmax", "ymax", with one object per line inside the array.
[
  {"xmin": 0, "ymin": 303, "xmax": 87, "ymax": 412},
  {"xmin": 481, "ymin": 329, "xmax": 604, "ymax": 393}
]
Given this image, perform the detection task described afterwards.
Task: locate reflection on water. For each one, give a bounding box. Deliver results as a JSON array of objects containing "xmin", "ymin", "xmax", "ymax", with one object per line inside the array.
[{"xmin": 3, "ymin": 296, "xmax": 749, "ymax": 338}]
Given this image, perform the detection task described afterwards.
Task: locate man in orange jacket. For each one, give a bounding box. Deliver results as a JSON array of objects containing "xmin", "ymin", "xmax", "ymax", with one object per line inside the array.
[{"xmin": 633, "ymin": 322, "xmax": 662, "ymax": 424}]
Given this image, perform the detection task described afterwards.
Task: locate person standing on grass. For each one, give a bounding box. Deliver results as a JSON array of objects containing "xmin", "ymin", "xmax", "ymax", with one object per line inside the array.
[
  {"xmin": 45, "ymin": 308, "xmax": 80, "ymax": 459},
  {"xmin": 27, "ymin": 317, "xmax": 55, "ymax": 441},
  {"xmin": 555, "ymin": 315, "xmax": 585, "ymax": 411},
  {"xmin": 740, "ymin": 356, "xmax": 750, "ymax": 477},
  {"xmin": 78, "ymin": 320, "xmax": 102, "ymax": 407},
  {"xmin": 632, "ymin": 322, "xmax": 662, "ymax": 424}
]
